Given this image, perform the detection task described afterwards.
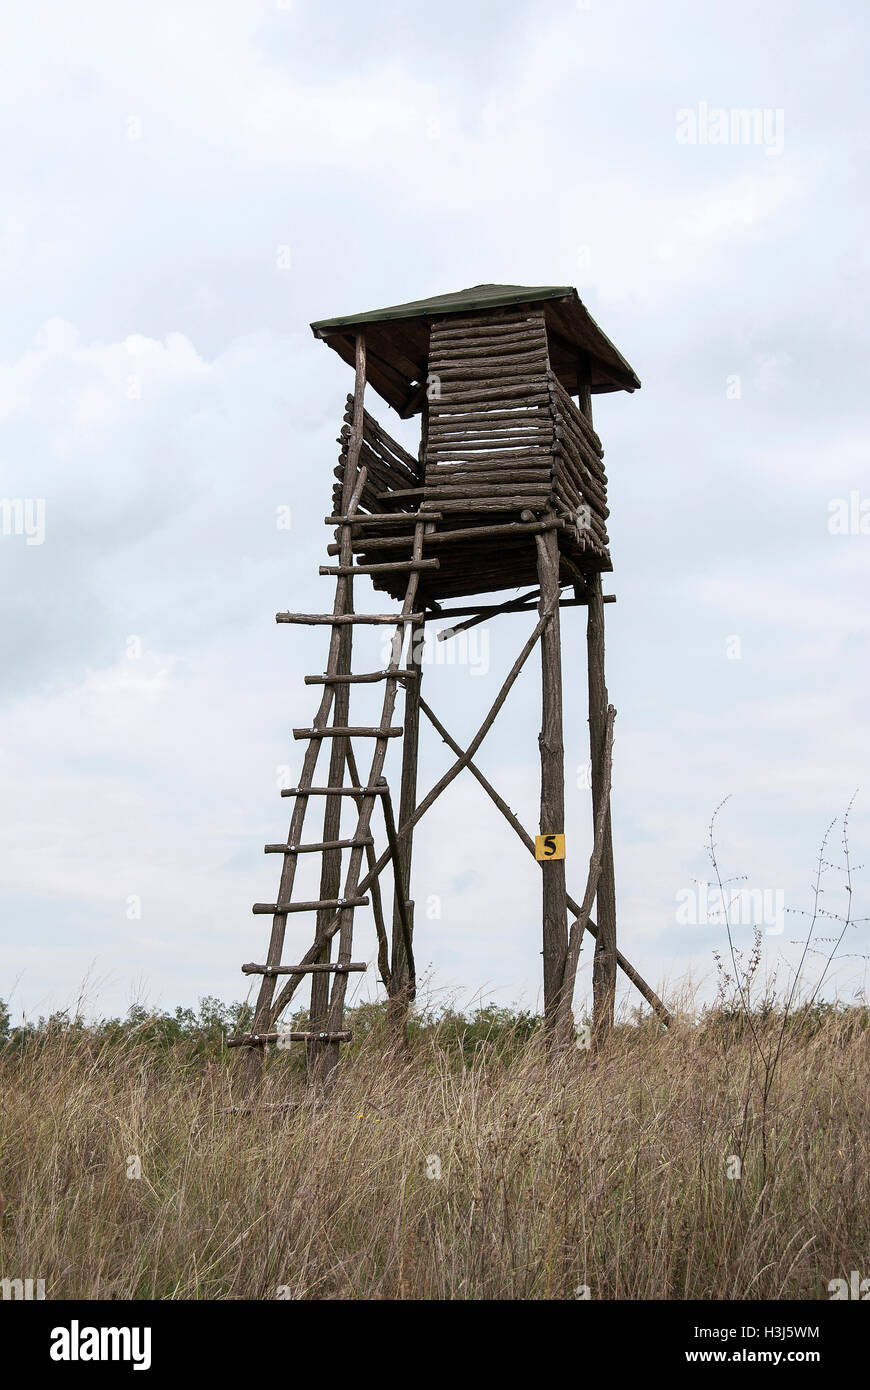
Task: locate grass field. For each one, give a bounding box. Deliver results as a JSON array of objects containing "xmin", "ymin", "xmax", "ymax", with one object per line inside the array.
[{"xmin": 1, "ymin": 992, "xmax": 868, "ymax": 1301}]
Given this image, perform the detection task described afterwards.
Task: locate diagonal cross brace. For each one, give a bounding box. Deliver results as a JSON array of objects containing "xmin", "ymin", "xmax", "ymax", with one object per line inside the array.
[{"xmin": 417, "ymin": 697, "xmax": 670, "ymax": 1027}]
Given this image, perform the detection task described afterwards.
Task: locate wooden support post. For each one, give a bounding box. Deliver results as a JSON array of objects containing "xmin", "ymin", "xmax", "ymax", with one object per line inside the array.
[
  {"xmin": 386, "ymin": 619, "xmax": 423, "ymax": 1042},
  {"xmin": 558, "ymin": 703, "xmax": 616, "ymax": 1042},
  {"xmin": 586, "ymin": 570, "xmax": 617, "ymax": 1040},
  {"xmin": 575, "ymin": 352, "xmax": 593, "ymax": 418},
  {"xmin": 535, "ymin": 525, "xmax": 568, "ymax": 1039},
  {"xmin": 387, "ymin": 399, "xmax": 428, "ymax": 1044}
]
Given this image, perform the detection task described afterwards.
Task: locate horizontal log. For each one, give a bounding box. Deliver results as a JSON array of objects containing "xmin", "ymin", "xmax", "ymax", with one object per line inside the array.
[
  {"xmin": 433, "ymin": 380, "xmax": 549, "ymax": 404},
  {"xmin": 424, "ymin": 497, "xmax": 552, "ymax": 514},
  {"xmin": 275, "ymin": 612, "xmax": 424, "ymax": 625},
  {"xmin": 325, "ymin": 511, "xmax": 442, "ymax": 526},
  {"xmin": 433, "ymin": 308, "xmax": 545, "ymax": 329},
  {"xmin": 426, "ymin": 470, "xmax": 553, "ymax": 487},
  {"xmin": 264, "ymin": 838, "xmax": 373, "ymax": 854},
  {"xmin": 426, "ymin": 457, "xmax": 552, "ymax": 474},
  {"xmin": 337, "ymin": 516, "xmax": 564, "ymax": 551},
  {"xmin": 430, "ymin": 391, "xmax": 549, "ymax": 415},
  {"xmin": 427, "ymin": 446, "xmax": 554, "ymax": 465},
  {"xmin": 293, "ymin": 725, "xmax": 403, "ymax": 740},
  {"xmin": 381, "ymin": 481, "xmax": 551, "ymax": 501},
  {"xmin": 430, "ymin": 322, "xmax": 545, "ymax": 343},
  {"xmin": 252, "ymin": 897, "xmax": 369, "ymax": 914},
  {"xmin": 328, "ymin": 535, "xmax": 414, "ymax": 554},
  {"xmin": 227, "ymin": 1031, "xmax": 352, "ymax": 1047},
  {"xmin": 428, "ymin": 430, "xmax": 554, "ymax": 449},
  {"xmin": 241, "ymin": 962, "xmax": 367, "ymax": 975},
  {"xmin": 430, "ymin": 324, "xmax": 546, "ymax": 347},
  {"xmin": 427, "ymin": 429, "xmax": 553, "ymax": 449},
  {"xmin": 280, "ymin": 785, "xmax": 386, "ymax": 796},
  {"xmin": 429, "ymin": 347, "xmax": 550, "ymax": 369},
  {"xmin": 433, "ymin": 593, "xmax": 616, "ymax": 618},
  {"xmin": 427, "ymin": 407, "xmax": 552, "ymax": 430},
  {"xmin": 304, "ymin": 669, "xmax": 418, "ymax": 685},
  {"xmin": 420, "ymin": 484, "xmax": 551, "ymax": 500},
  {"xmin": 431, "ymin": 361, "xmax": 548, "ymax": 384},
  {"xmin": 319, "ymin": 559, "xmax": 439, "ymax": 575}
]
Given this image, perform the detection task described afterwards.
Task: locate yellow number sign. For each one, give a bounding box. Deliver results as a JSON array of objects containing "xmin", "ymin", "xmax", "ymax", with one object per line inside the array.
[{"xmin": 535, "ymin": 833, "xmax": 565, "ymax": 861}]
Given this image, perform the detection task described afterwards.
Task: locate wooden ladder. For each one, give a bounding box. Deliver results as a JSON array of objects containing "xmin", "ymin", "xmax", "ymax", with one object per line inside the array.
[{"xmin": 230, "ymin": 336, "xmax": 435, "ymax": 1083}]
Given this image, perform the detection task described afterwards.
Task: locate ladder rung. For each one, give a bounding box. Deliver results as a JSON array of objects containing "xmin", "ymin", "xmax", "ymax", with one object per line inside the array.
[
  {"xmin": 252, "ymin": 896, "xmax": 369, "ymax": 914},
  {"xmin": 264, "ymin": 837, "xmax": 373, "ymax": 854},
  {"xmin": 227, "ymin": 1031, "xmax": 353, "ymax": 1048},
  {"xmin": 241, "ymin": 962, "xmax": 367, "ymax": 975},
  {"xmin": 276, "ymin": 612, "xmax": 425, "ymax": 625},
  {"xmin": 280, "ymin": 785, "xmax": 386, "ymax": 797},
  {"xmin": 325, "ymin": 511, "xmax": 443, "ymax": 526},
  {"xmin": 293, "ymin": 726, "xmax": 403, "ymax": 740},
  {"xmin": 319, "ymin": 559, "xmax": 440, "ymax": 575},
  {"xmin": 304, "ymin": 669, "xmax": 417, "ymax": 685}
]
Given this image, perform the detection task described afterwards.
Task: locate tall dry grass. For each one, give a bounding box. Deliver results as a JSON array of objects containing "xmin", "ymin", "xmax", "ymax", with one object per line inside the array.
[{"xmin": 1, "ymin": 1000, "xmax": 868, "ymax": 1300}]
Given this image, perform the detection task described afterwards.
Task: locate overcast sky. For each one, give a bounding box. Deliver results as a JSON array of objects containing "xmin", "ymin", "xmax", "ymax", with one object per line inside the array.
[{"xmin": 1, "ymin": 0, "xmax": 868, "ymax": 1027}]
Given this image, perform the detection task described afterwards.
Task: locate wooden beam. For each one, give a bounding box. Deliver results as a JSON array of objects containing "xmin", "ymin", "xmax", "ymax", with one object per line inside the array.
[
  {"xmin": 536, "ymin": 526, "xmax": 568, "ymax": 1038},
  {"xmin": 380, "ymin": 779, "xmax": 416, "ymax": 1004},
  {"xmin": 344, "ymin": 744, "xmax": 392, "ymax": 996},
  {"xmin": 387, "ymin": 414, "xmax": 429, "ymax": 1040},
  {"xmin": 559, "ymin": 704, "xmax": 616, "ymax": 1041},
  {"xmin": 435, "ymin": 591, "xmax": 615, "ymax": 641},
  {"xmin": 586, "ymin": 570, "xmax": 617, "ymax": 1042}
]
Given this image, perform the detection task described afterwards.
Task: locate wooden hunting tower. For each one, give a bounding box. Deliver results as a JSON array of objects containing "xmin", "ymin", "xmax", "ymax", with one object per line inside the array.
[{"xmin": 232, "ymin": 284, "xmax": 670, "ymax": 1082}]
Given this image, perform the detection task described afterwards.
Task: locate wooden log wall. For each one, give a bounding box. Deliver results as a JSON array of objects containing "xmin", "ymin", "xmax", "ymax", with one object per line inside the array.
[
  {"xmin": 423, "ymin": 309, "xmax": 555, "ymax": 521},
  {"xmin": 330, "ymin": 398, "xmax": 422, "ymax": 518},
  {"xmin": 330, "ymin": 309, "xmax": 613, "ymax": 602},
  {"xmin": 547, "ymin": 371, "xmax": 610, "ymax": 564}
]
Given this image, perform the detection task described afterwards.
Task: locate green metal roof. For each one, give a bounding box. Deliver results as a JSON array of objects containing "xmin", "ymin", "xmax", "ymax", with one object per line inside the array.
[
  {"xmin": 310, "ymin": 282, "xmax": 640, "ymax": 414},
  {"xmin": 310, "ymin": 283, "xmax": 575, "ymax": 333}
]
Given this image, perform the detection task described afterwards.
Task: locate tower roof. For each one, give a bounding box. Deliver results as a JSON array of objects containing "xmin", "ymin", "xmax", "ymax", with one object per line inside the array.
[{"xmin": 310, "ymin": 283, "xmax": 640, "ymax": 415}]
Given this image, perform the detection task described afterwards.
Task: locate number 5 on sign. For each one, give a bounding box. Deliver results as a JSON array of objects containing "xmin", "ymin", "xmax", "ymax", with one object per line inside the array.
[{"xmin": 535, "ymin": 833, "xmax": 565, "ymax": 861}]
